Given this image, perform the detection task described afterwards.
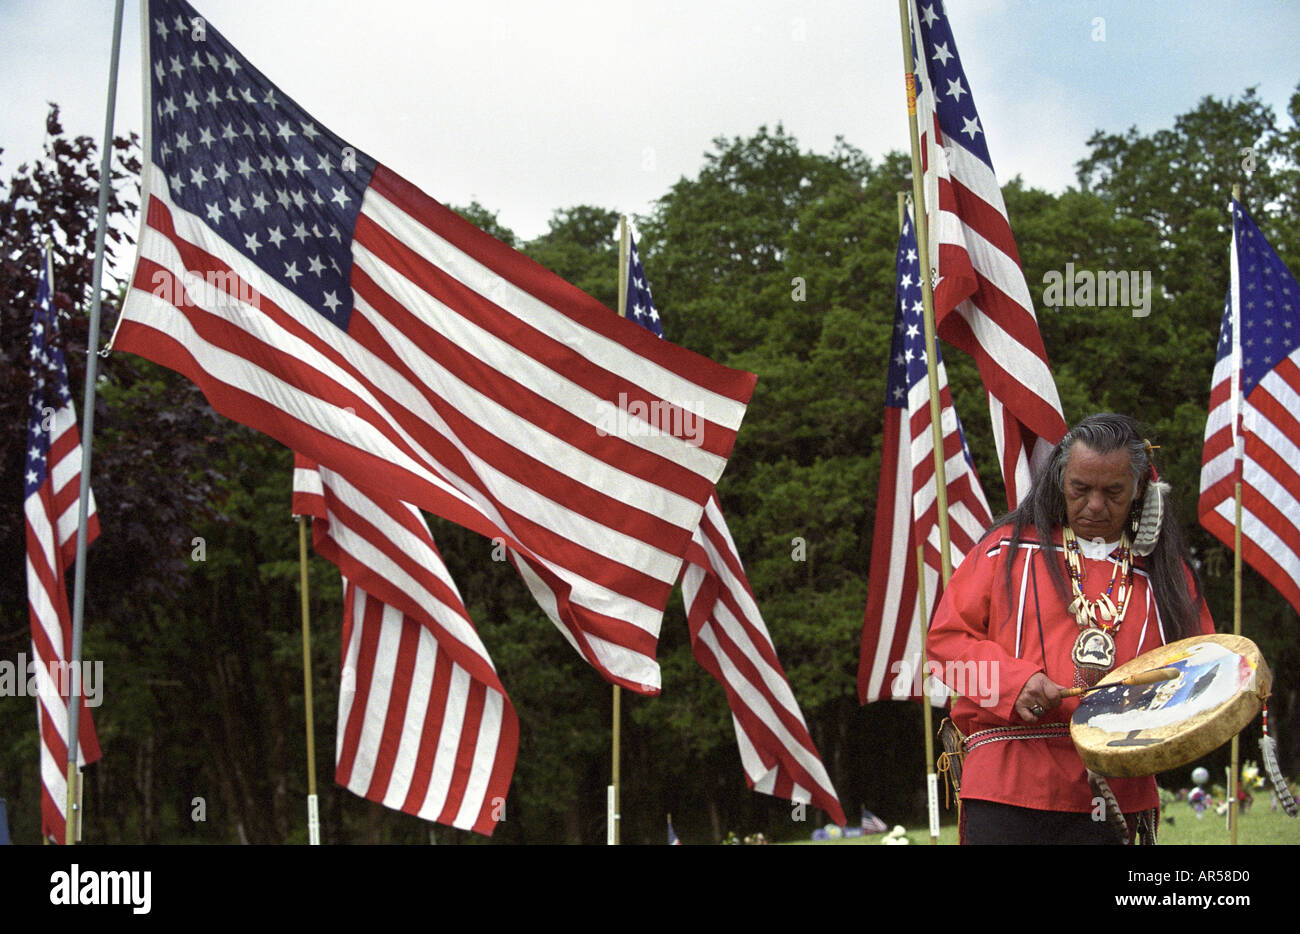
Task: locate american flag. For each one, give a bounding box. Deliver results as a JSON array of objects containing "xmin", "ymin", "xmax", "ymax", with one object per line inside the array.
[
  {"xmin": 859, "ymin": 206, "xmax": 992, "ymax": 704},
  {"xmin": 909, "ymin": 0, "xmax": 1066, "ymax": 507},
  {"xmin": 292, "ymin": 456, "xmax": 517, "ymax": 835},
  {"xmin": 629, "ymin": 232, "xmax": 845, "ymax": 825},
  {"xmin": 112, "ymin": 0, "xmax": 755, "ymax": 697},
  {"xmin": 1199, "ymin": 200, "xmax": 1300, "ymax": 616},
  {"xmin": 861, "ymin": 807, "xmax": 888, "ymax": 834},
  {"xmin": 25, "ymin": 248, "xmax": 101, "ymax": 843}
]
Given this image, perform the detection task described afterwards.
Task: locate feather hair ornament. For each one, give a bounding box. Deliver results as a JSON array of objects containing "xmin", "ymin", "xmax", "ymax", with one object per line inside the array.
[
  {"xmin": 1131, "ymin": 480, "xmax": 1169, "ymax": 557},
  {"xmin": 1131, "ymin": 440, "xmax": 1166, "ymax": 557},
  {"xmin": 1260, "ymin": 702, "xmax": 1299, "ymax": 817}
]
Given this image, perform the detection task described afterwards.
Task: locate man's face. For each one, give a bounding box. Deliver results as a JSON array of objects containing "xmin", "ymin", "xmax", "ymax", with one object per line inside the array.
[{"xmin": 1063, "ymin": 443, "xmax": 1137, "ymax": 542}]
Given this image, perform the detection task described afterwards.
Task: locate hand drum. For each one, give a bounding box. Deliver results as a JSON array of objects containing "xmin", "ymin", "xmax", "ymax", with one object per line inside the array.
[{"xmin": 1070, "ymin": 634, "xmax": 1270, "ymax": 778}]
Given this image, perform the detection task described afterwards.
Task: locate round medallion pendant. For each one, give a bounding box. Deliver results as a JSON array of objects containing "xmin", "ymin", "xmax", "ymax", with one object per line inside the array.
[{"xmin": 1072, "ymin": 627, "xmax": 1116, "ymax": 672}]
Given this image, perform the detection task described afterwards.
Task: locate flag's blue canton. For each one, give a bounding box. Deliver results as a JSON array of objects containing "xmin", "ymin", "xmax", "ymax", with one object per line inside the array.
[
  {"xmin": 1228, "ymin": 200, "xmax": 1300, "ymax": 396},
  {"xmin": 625, "ymin": 235, "xmax": 664, "ymax": 338},
  {"xmin": 912, "ymin": 1, "xmax": 995, "ymax": 170},
  {"xmin": 887, "ymin": 213, "xmax": 945, "ymax": 407},
  {"xmin": 888, "ymin": 212, "xmax": 978, "ymax": 468},
  {"xmin": 1214, "ymin": 288, "xmax": 1233, "ymax": 364},
  {"xmin": 25, "ymin": 259, "xmax": 71, "ymax": 498},
  {"xmin": 148, "ymin": 0, "xmax": 377, "ymax": 330}
]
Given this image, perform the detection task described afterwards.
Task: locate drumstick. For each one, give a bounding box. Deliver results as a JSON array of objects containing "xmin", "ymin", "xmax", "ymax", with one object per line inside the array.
[{"xmin": 1061, "ymin": 667, "xmax": 1179, "ymax": 698}]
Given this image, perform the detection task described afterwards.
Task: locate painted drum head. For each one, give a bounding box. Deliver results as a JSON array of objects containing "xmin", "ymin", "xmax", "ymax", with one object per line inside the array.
[{"xmin": 1070, "ymin": 634, "xmax": 1271, "ymax": 778}]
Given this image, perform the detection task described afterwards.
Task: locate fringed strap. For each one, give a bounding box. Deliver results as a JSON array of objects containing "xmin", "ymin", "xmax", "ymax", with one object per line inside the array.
[
  {"xmin": 1136, "ymin": 807, "xmax": 1158, "ymax": 846},
  {"xmin": 937, "ymin": 718, "xmax": 965, "ymax": 809},
  {"xmin": 937, "ymin": 753, "xmax": 957, "ymax": 809},
  {"xmin": 1260, "ymin": 698, "xmax": 1299, "ymax": 817},
  {"xmin": 1087, "ymin": 770, "xmax": 1131, "ymax": 845}
]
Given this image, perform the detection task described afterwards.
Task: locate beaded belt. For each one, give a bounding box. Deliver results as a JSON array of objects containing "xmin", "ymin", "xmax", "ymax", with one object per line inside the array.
[
  {"xmin": 938, "ymin": 721, "xmax": 1072, "ymax": 809},
  {"xmin": 963, "ymin": 723, "xmax": 1070, "ymax": 753}
]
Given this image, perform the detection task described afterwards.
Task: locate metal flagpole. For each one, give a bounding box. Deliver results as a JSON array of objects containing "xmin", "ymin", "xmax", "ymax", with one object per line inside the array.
[
  {"xmin": 899, "ymin": 192, "xmax": 942, "ymax": 845},
  {"xmin": 896, "ymin": 0, "xmax": 954, "ymax": 586},
  {"xmin": 64, "ymin": 0, "xmax": 125, "ymax": 845},
  {"xmin": 607, "ymin": 215, "xmax": 630, "ymax": 846},
  {"xmin": 1228, "ymin": 183, "xmax": 1243, "ymax": 845},
  {"xmin": 297, "ymin": 516, "xmax": 321, "ymax": 845}
]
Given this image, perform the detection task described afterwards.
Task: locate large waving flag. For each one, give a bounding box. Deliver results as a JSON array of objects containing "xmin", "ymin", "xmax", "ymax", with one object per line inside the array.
[
  {"xmin": 25, "ymin": 249, "xmax": 101, "ymax": 843},
  {"xmin": 632, "ymin": 233, "xmax": 844, "ymax": 824},
  {"xmin": 113, "ymin": 0, "xmax": 755, "ymax": 696},
  {"xmin": 292, "ymin": 456, "xmax": 517, "ymax": 835},
  {"xmin": 681, "ymin": 497, "xmax": 845, "ymax": 824},
  {"xmin": 859, "ymin": 206, "xmax": 992, "ymax": 704},
  {"xmin": 1199, "ymin": 201, "xmax": 1300, "ymax": 616},
  {"xmin": 909, "ymin": 0, "xmax": 1066, "ymax": 506}
]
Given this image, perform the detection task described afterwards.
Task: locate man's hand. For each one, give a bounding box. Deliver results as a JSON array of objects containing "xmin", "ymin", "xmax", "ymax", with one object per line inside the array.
[{"xmin": 1015, "ymin": 672, "xmax": 1063, "ymax": 722}]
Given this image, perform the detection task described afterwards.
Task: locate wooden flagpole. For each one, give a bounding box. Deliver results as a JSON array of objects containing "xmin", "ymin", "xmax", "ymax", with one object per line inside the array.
[
  {"xmin": 297, "ymin": 516, "xmax": 321, "ymax": 845},
  {"xmin": 64, "ymin": 0, "xmax": 125, "ymax": 845},
  {"xmin": 1229, "ymin": 183, "xmax": 1243, "ymax": 845},
  {"xmin": 608, "ymin": 215, "xmax": 631, "ymax": 845},
  {"xmin": 896, "ymin": 0, "xmax": 953, "ymax": 586},
  {"xmin": 898, "ymin": 192, "xmax": 943, "ymax": 845},
  {"xmin": 897, "ymin": 0, "xmax": 953, "ymax": 844},
  {"xmin": 916, "ymin": 543, "xmax": 941, "ymax": 843}
]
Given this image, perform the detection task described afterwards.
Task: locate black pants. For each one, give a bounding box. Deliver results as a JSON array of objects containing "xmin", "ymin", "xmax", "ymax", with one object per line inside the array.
[{"xmin": 962, "ymin": 799, "xmax": 1130, "ymax": 845}]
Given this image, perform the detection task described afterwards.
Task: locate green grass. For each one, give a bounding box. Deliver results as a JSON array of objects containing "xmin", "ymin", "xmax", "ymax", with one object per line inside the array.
[
  {"xmin": 786, "ymin": 823, "xmax": 959, "ymax": 845},
  {"xmin": 1155, "ymin": 800, "xmax": 1300, "ymax": 845},
  {"xmin": 784, "ymin": 801, "xmax": 1300, "ymax": 845}
]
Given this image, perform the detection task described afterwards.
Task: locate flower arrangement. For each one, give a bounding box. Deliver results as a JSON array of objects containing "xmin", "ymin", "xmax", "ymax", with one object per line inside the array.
[{"xmin": 881, "ymin": 825, "xmax": 910, "ymax": 845}]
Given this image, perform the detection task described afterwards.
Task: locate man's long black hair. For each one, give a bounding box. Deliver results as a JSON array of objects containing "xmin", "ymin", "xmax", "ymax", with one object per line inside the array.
[{"xmin": 995, "ymin": 413, "xmax": 1204, "ymax": 641}]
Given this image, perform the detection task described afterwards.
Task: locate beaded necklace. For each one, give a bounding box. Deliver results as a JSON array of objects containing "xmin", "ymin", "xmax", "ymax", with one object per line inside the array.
[{"xmin": 1062, "ymin": 527, "xmax": 1134, "ymax": 685}]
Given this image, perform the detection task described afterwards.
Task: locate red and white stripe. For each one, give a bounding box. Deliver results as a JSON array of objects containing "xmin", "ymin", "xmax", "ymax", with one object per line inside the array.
[
  {"xmin": 859, "ymin": 400, "xmax": 923, "ymax": 704},
  {"xmin": 680, "ymin": 495, "xmax": 846, "ymax": 826},
  {"xmin": 911, "ymin": 0, "xmax": 1067, "ymax": 507},
  {"xmin": 909, "ymin": 371, "xmax": 995, "ymax": 626},
  {"xmin": 859, "ymin": 353, "xmax": 992, "ymax": 705},
  {"xmin": 115, "ymin": 162, "xmax": 753, "ymax": 696},
  {"xmin": 27, "ymin": 401, "xmax": 101, "ymax": 843},
  {"xmin": 293, "ymin": 457, "xmax": 517, "ymax": 835},
  {"xmin": 507, "ymin": 480, "xmax": 846, "ymax": 821}
]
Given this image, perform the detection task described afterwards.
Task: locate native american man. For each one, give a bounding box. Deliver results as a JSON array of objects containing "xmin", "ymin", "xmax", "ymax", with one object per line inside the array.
[{"xmin": 928, "ymin": 413, "xmax": 1214, "ymax": 844}]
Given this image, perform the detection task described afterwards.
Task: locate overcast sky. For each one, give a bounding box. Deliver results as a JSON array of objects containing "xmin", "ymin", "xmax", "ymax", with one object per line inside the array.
[{"xmin": 1, "ymin": 1, "xmax": 1296, "ymax": 243}]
